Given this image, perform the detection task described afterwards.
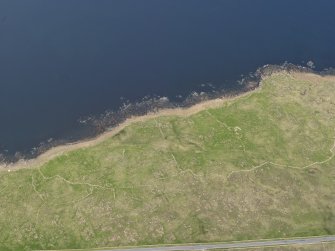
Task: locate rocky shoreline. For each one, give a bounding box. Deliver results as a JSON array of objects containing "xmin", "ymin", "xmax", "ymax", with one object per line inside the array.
[{"xmin": 1, "ymin": 62, "xmax": 333, "ymax": 166}]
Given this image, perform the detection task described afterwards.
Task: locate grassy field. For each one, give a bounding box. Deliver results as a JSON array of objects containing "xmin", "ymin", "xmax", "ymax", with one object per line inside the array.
[
  {"xmin": 0, "ymin": 72, "xmax": 335, "ymax": 250},
  {"xmin": 210, "ymin": 241, "xmax": 335, "ymax": 250}
]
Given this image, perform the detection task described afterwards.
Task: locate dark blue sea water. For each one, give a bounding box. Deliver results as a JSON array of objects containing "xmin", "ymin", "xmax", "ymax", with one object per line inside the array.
[{"xmin": 1, "ymin": 0, "xmax": 335, "ymax": 158}]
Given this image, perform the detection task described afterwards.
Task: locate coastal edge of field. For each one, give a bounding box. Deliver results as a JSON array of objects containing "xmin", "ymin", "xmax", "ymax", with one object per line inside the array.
[{"xmin": 0, "ymin": 71, "xmax": 334, "ymax": 251}]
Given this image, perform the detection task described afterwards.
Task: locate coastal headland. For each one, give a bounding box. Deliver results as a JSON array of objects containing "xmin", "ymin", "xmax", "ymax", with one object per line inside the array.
[{"xmin": 0, "ymin": 70, "xmax": 335, "ymax": 250}]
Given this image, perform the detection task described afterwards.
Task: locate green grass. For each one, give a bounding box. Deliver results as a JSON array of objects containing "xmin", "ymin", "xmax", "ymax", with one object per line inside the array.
[
  {"xmin": 1, "ymin": 72, "xmax": 335, "ymax": 250},
  {"xmin": 210, "ymin": 241, "xmax": 335, "ymax": 250}
]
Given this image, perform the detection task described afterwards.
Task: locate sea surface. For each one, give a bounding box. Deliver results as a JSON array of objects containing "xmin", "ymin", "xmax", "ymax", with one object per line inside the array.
[{"xmin": 1, "ymin": 0, "xmax": 335, "ymax": 159}]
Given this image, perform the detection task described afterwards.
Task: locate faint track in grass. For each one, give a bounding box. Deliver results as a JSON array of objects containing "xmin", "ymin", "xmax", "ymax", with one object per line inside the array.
[{"xmin": 40, "ymin": 236, "xmax": 335, "ymax": 251}]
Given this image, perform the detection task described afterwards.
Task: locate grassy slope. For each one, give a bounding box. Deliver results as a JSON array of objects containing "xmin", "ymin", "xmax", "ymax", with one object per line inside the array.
[
  {"xmin": 0, "ymin": 72, "xmax": 335, "ymax": 250},
  {"xmin": 211, "ymin": 241, "xmax": 335, "ymax": 251}
]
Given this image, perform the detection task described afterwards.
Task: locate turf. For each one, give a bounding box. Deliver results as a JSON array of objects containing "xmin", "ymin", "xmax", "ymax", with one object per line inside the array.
[
  {"xmin": 210, "ymin": 241, "xmax": 335, "ymax": 250},
  {"xmin": 0, "ymin": 72, "xmax": 335, "ymax": 250}
]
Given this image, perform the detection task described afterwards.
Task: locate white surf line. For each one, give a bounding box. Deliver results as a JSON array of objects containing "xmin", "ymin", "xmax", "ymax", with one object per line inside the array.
[{"xmin": 0, "ymin": 86, "xmax": 261, "ymax": 172}]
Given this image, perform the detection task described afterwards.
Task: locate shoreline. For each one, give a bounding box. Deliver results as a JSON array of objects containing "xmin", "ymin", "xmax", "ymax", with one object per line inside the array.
[
  {"xmin": 0, "ymin": 85, "xmax": 261, "ymax": 172},
  {"xmin": 1, "ymin": 67, "xmax": 335, "ymax": 171}
]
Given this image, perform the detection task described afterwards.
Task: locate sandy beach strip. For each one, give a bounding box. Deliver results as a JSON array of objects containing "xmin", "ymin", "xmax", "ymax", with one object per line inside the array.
[{"xmin": 4, "ymin": 71, "xmax": 334, "ymax": 172}]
